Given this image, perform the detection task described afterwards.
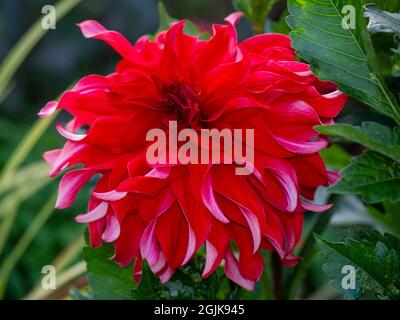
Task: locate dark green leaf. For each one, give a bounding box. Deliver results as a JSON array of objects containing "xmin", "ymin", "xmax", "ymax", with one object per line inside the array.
[
  {"xmin": 83, "ymin": 244, "xmax": 136, "ymax": 300},
  {"xmin": 132, "ymin": 255, "xmax": 222, "ymax": 300},
  {"xmin": 364, "ymin": 4, "xmax": 400, "ymax": 37},
  {"xmin": 155, "ymin": 2, "xmax": 209, "ymax": 39},
  {"xmin": 368, "ymin": 200, "xmax": 400, "ymax": 236},
  {"xmin": 329, "ymin": 151, "xmax": 400, "ymax": 203},
  {"xmin": 320, "ymin": 144, "xmax": 351, "ymax": 170},
  {"xmin": 315, "ymin": 227, "xmax": 400, "ymax": 299},
  {"xmin": 84, "ymin": 242, "xmax": 223, "ymax": 300},
  {"xmin": 131, "ymin": 261, "xmax": 162, "ymax": 300},
  {"xmin": 316, "ymin": 122, "xmax": 400, "ymax": 162},
  {"xmin": 286, "ymin": 0, "xmax": 400, "ymax": 124}
]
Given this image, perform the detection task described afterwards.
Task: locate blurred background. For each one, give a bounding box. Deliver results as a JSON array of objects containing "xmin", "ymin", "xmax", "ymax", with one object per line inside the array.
[{"xmin": 0, "ymin": 0, "xmax": 399, "ymax": 300}]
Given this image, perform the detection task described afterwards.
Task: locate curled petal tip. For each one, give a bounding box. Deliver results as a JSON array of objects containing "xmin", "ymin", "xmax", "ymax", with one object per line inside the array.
[
  {"xmin": 224, "ymin": 12, "xmax": 244, "ymax": 26},
  {"xmin": 75, "ymin": 202, "xmax": 108, "ymax": 223},
  {"xmin": 38, "ymin": 101, "xmax": 58, "ymax": 118}
]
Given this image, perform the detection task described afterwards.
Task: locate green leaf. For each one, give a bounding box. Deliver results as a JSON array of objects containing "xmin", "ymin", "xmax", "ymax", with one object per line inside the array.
[
  {"xmin": 320, "ymin": 144, "xmax": 351, "ymax": 170},
  {"xmin": 330, "ymin": 151, "xmax": 400, "ymax": 203},
  {"xmin": 84, "ymin": 244, "xmax": 222, "ymax": 300},
  {"xmin": 286, "ymin": 0, "xmax": 400, "ymax": 124},
  {"xmin": 368, "ymin": 200, "xmax": 400, "ymax": 236},
  {"xmin": 156, "ymin": 2, "xmax": 175, "ymax": 34},
  {"xmin": 132, "ymin": 256, "xmax": 222, "ymax": 300},
  {"xmin": 364, "ymin": 3, "xmax": 400, "ymax": 37},
  {"xmin": 315, "ymin": 227, "xmax": 400, "ymax": 299},
  {"xmin": 316, "ymin": 122, "xmax": 400, "ymax": 162},
  {"xmin": 131, "ymin": 261, "xmax": 162, "ymax": 300},
  {"xmin": 83, "ymin": 244, "xmax": 137, "ymax": 300},
  {"xmin": 233, "ymin": 0, "xmax": 279, "ymax": 33},
  {"xmin": 155, "ymin": 2, "xmax": 209, "ymax": 39}
]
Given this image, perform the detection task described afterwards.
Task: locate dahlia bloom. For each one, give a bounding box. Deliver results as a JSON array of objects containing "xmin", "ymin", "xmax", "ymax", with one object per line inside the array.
[{"xmin": 39, "ymin": 13, "xmax": 347, "ymax": 290}]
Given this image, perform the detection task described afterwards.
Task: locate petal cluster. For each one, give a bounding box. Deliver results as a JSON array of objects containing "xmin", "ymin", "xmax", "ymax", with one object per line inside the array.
[{"xmin": 40, "ymin": 13, "xmax": 347, "ymax": 290}]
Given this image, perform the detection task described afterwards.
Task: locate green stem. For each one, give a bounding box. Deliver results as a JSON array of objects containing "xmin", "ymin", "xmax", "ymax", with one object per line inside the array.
[
  {"xmin": 0, "ymin": 0, "xmax": 81, "ymax": 100},
  {"xmin": 261, "ymin": 254, "xmax": 274, "ymax": 299},
  {"xmin": 271, "ymin": 252, "xmax": 284, "ymax": 300},
  {"xmin": 0, "ymin": 192, "xmax": 57, "ymax": 298},
  {"xmin": 285, "ymin": 204, "xmax": 335, "ymax": 299}
]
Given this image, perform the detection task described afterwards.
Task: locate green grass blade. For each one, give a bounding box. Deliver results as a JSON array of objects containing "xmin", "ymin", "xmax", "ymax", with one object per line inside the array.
[{"xmin": 0, "ymin": 192, "xmax": 57, "ymax": 298}]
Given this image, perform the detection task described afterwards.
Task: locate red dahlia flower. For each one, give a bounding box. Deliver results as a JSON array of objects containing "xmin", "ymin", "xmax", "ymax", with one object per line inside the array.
[{"xmin": 39, "ymin": 13, "xmax": 347, "ymax": 290}]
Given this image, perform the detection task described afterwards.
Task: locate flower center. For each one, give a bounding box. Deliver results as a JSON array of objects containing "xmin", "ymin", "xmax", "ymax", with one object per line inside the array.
[{"xmin": 158, "ymin": 81, "xmax": 201, "ymax": 128}]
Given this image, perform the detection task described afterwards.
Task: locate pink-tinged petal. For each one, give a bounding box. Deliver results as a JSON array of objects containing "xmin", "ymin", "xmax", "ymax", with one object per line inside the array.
[
  {"xmin": 270, "ymin": 169, "xmax": 298, "ymax": 212},
  {"xmin": 224, "ymin": 12, "xmax": 243, "ymax": 26},
  {"xmin": 38, "ymin": 101, "xmax": 58, "ymax": 118},
  {"xmin": 93, "ymin": 190, "xmax": 128, "ymax": 201},
  {"xmin": 202, "ymin": 241, "xmax": 218, "ymax": 277},
  {"xmin": 77, "ymin": 20, "xmax": 136, "ymax": 60},
  {"xmin": 301, "ymin": 199, "xmax": 333, "ymax": 212},
  {"xmin": 75, "ymin": 202, "xmax": 108, "ymax": 223},
  {"xmin": 282, "ymin": 253, "xmax": 301, "ymax": 267},
  {"xmin": 43, "ymin": 149, "xmax": 61, "ymax": 166},
  {"xmin": 151, "ymin": 252, "xmax": 167, "ymax": 274},
  {"xmin": 224, "ymin": 248, "xmax": 255, "ymax": 291},
  {"xmin": 159, "ymin": 266, "xmax": 174, "ymax": 284},
  {"xmin": 239, "ymin": 207, "xmax": 261, "ymax": 254},
  {"xmin": 328, "ymin": 170, "xmax": 341, "ymax": 184},
  {"xmin": 48, "ymin": 142, "xmax": 86, "ymax": 177},
  {"xmin": 140, "ymin": 219, "xmax": 160, "ymax": 267},
  {"xmin": 102, "ymin": 214, "xmax": 121, "ymax": 242},
  {"xmin": 201, "ymin": 174, "xmax": 229, "ymax": 223},
  {"xmin": 272, "ymin": 135, "xmax": 328, "ymax": 154},
  {"xmin": 246, "ymin": 161, "xmax": 265, "ymax": 184},
  {"xmin": 56, "ymin": 124, "xmax": 87, "ymax": 141},
  {"xmin": 182, "ymin": 223, "xmax": 196, "ymax": 265},
  {"xmin": 55, "ymin": 169, "xmax": 95, "ymax": 209},
  {"xmin": 145, "ymin": 167, "xmax": 171, "ymax": 179}
]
